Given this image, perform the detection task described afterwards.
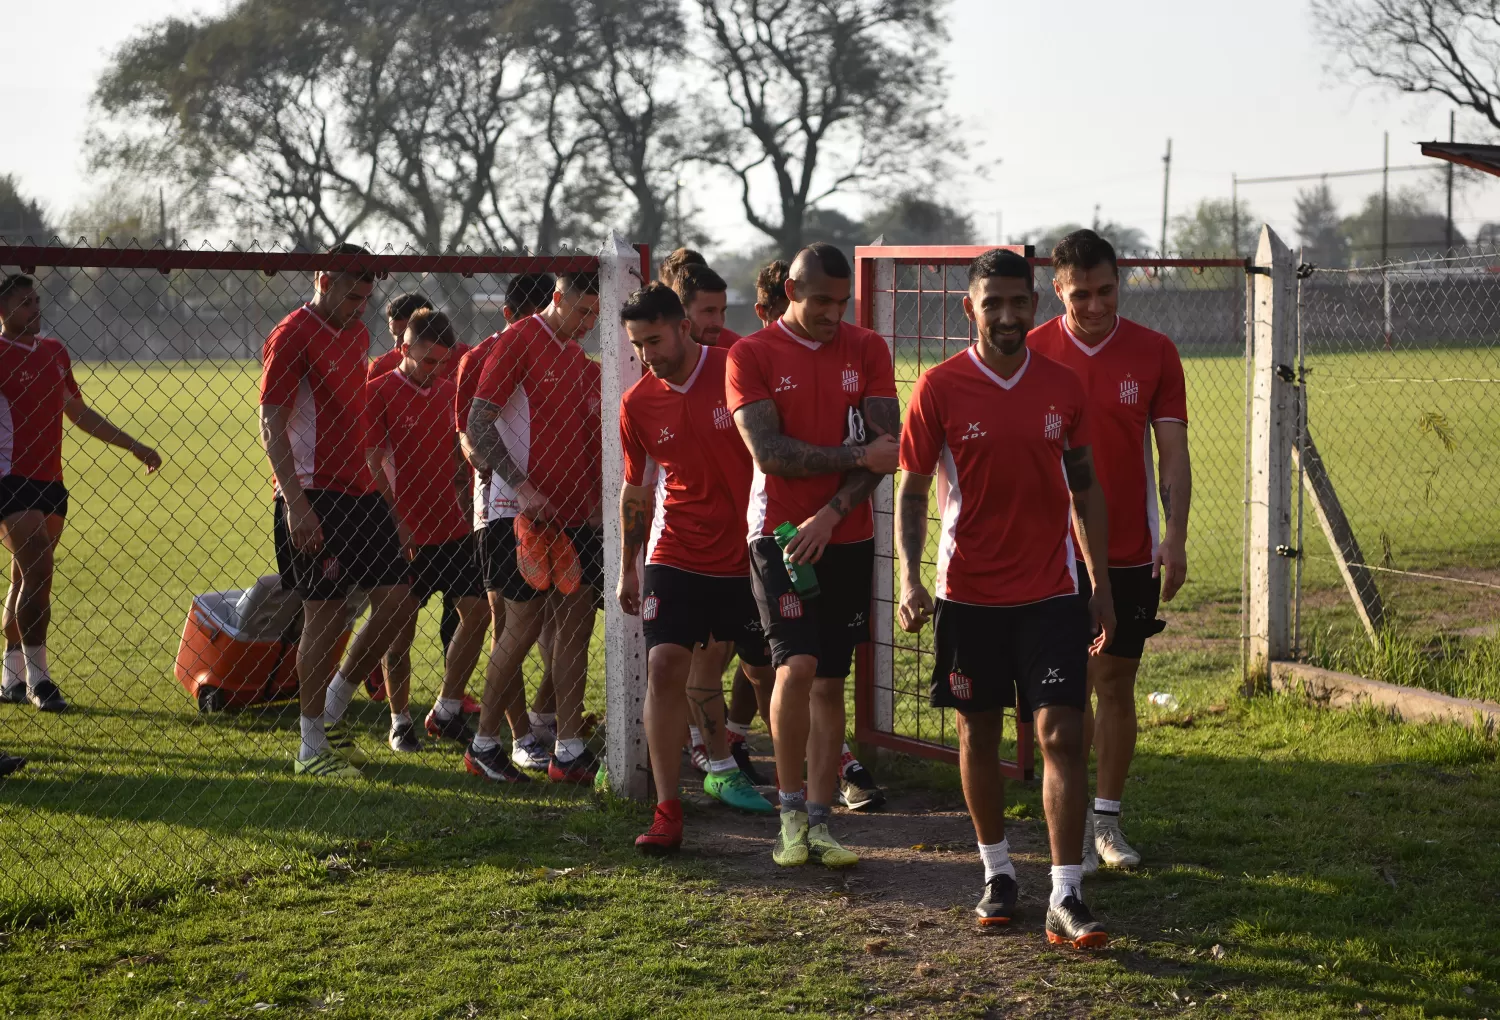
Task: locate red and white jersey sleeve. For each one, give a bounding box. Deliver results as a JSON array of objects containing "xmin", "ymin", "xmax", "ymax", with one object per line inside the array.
[
  {"xmin": 0, "ymin": 335, "xmax": 81, "ymax": 483},
  {"xmin": 725, "ymin": 319, "xmax": 897, "ymax": 545},
  {"xmin": 259, "ymin": 305, "xmax": 373, "ymax": 495},
  {"xmin": 1027, "ymin": 315, "xmax": 1188, "ymax": 567},
  {"xmin": 471, "ymin": 315, "xmax": 601, "ymax": 527},
  {"xmin": 367, "ymin": 347, "xmax": 402, "ymax": 381},
  {"xmin": 365, "ymin": 371, "xmax": 470, "ymax": 546},
  {"xmin": 619, "ymin": 345, "xmax": 752, "ymax": 576},
  {"xmin": 899, "ymin": 347, "xmax": 1089, "ymax": 607}
]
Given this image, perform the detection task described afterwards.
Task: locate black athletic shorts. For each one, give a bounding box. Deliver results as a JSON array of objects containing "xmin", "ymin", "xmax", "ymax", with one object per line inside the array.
[
  {"xmin": 929, "ymin": 596, "xmax": 1089, "ymax": 719},
  {"xmin": 0, "ymin": 476, "xmax": 68, "ymax": 520},
  {"xmin": 1075, "ymin": 561, "xmax": 1166, "ymax": 660},
  {"xmin": 274, "ymin": 490, "xmax": 409, "ymax": 601},
  {"xmin": 641, "ymin": 564, "xmax": 765, "ymax": 656},
  {"xmin": 484, "ymin": 517, "xmax": 604, "ymax": 603},
  {"xmin": 409, "ymin": 536, "xmax": 485, "ymax": 603},
  {"xmin": 748, "ymin": 537, "xmax": 872, "ymax": 680}
]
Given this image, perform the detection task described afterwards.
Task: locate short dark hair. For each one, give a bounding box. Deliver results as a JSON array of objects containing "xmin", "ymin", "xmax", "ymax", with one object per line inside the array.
[
  {"xmin": 505, "ymin": 272, "xmax": 555, "ymax": 316},
  {"xmin": 967, "ymin": 248, "xmax": 1034, "ymax": 292},
  {"xmin": 558, "ymin": 271, "xmax": 599, "ymax": 297},
  {"xmin": 0, "ymin": 274, "xmax": 35, "ymax": 303},
  {"xmin": 756, "ymin": 260, "xmax": 789, "ymax": 306},
  {"xmin": 675, "ymin": 264, "xmax": 727, "ymax": 309},
  {"xmin": 794, "ymin": 242, "xmax": 851, "ymax": 280},
  {"xmin": 1051, "ymin": 229, "xmax": 1118, "ymax": 275},
  {"xmin": 621, "ymin": 282, "xmax": 685, "ymax": 325},
  {"xmin": 385, "ymin": 292, "xmax": 433, "ymax": 322},
  {"xmin": 406, "ymin": 307, "xmax": 456, "ymax": 347},
  {"xmin": 659, "ymin": 248, "xmax": 706, "ymax": 288},
  {"xmin": 324, "ymin": 241, "xmax": 376, "ymax": 283}
]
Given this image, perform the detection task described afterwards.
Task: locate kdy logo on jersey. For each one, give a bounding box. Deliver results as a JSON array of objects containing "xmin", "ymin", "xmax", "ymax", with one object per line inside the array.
[
  {"xmin": 712, "ymin": 405, "xmax": 734, "ymax": 430},
  {"xmin": 948, "ymin": 670, "xmax": 973, "ymax": 700},
  {"xmin": 778, "ymin": 592, "xmax": 804, "ymax": 619},
  {"xmin": 1119, "ymin": 374, "xmax": 1139, "ymax": 405},
  {"xmin": 1043, "ymin": 409, "xmax": 1064, "ymax": 440},
  {"xmin": 642, "ymin": 596, "xmax": 660, "ymax": 621},
  {"xmin": 1041, "ymin": 666, "xmax": 1064, "ymax": 685},
  {"xmin": 960, "ymin": 421, "xmax": 987, "ymax": 441},
  {"xmin": 658, "ymin": 426, "xmax": 675, "ymax": 444},
  {"xmin": 841, "ymin": 367, "xmax": 860, "ymax": 394},
  {"xmin": 775, "ymin": 375, "xmax": 797, "ymax": 393}
]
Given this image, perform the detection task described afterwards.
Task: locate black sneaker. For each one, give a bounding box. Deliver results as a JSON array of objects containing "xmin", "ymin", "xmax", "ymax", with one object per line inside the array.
[
  {"xmin": 975, "ymin": 874, "xmax": 1019, "ymax": 928},
  {"xmin": 424, "ymin": 707, "xmax": 475, "ymax": 744},
  {"xmin": 0, "ymin": 753, "xmax": 26, "ymax": 778},
  {"xmin": 548, "ymin": 748, "xmax": 600, "ymax": 784},
  {"xmin": 28, "ymin": 679, "xmax": 67, "ymax": 713},
  {"xmin": 730, "ymin": 736, "xmax": 768, "ymax": 787},
  {"xmin": 464, "ymin": 742, "xmax": 530, "ymax": 784},
  {"xmin": 1045, "ymin": 894, "xmax": 1108, "ymax": 949},
  {"xmin": 838, "ymin": 758, "xmax": 886, "ymax": 811},
  {"xmin": 388, "ymin": 719, "xmax": 422, "ymax": 753},
  {"xmin": 0, "ymin": 684, "xmax": 26, "ymax": 705}
]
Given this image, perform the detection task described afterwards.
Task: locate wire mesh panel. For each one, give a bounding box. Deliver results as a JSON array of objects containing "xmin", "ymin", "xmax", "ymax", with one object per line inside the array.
[
  {"xmin": 853, "ymin": 247, "xmax": 1249, "ymax": 764},
  {"xmin": 0, "ymin": 242, "xmax": 642, "ymax": 920}
]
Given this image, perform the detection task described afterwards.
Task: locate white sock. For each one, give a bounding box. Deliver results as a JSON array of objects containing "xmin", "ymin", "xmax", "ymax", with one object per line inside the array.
[
  {"xmin": 433, "ymin": 697, "xmax": 463, "ymax": 719},
  {"xmin": 978, "ymin": 839, "xmax": 1016, "ymax": 882},
  {"xmin": 1049, "ymin": 864, "xmax": 1083, "ymax": 907},
  {"xmin": 555, "ymin": 736, "xmax": 586, "ymax": 761},
  {"xmin": 3, "ymin": 648, "xmax": 23, "ymax": 690},
  {"xmin": 323, "ymin": 670, "xmax": 355, "ymax": 725},
  {"xmin": 472, "ymin": 734, "xmax": 499, "ymax": 753},
  {"xmin": 1094, "ymin": 798, "xmax": 1122, "ymax": 821},
  {"xmin": 726, "ymin": 719, "xmax": 750, "ymax": 738},
  {"xmin": 299, "ymin": 715, "xmax": 330, "ymax": 760},
  {"xmin": 842, "ymin": 741, "xmax": 853, "ymax": 756},
  {"xmin": 528, "ymin": 710, "xmax": 556, "ymax": 730},
  {"xmin": 23, "ymin": 645, "xmax": 49, "ymax": 686},
  {"xmin": 688, "ymin": 725, "xmax": 703, "ymax": 747},
  {"xmin": 709, "ymin": 756, "xmax": 737, "ymax": 774},
  {"xmin": 390, "ymin": 709, "xmax": 411, "ymax": 726}
]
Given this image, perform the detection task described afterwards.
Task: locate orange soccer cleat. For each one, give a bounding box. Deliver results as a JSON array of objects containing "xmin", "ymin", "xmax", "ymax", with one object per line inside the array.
[
  {"xmin": 513, "ymin": 515, "xmax": 552, "ymax": 592},
  {"xmin": 548, "ymin": 525, "xmax": 583, "ymax": 595}
]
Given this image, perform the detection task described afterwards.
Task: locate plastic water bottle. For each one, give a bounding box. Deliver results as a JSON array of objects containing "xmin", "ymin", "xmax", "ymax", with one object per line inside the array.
[
  {"xmin": 1148, "ymin": 692, "xmax": 1179, "ymax": 709},
  {"xmin": 772, "ymin": 522, "xmax": 821, "ymax": 597}
]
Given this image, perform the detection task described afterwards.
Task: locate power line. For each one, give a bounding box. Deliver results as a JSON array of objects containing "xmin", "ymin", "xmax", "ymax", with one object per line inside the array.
[{"xmin": 1236, "ymin": 164, "xmax": 1431, "ymax": 186}]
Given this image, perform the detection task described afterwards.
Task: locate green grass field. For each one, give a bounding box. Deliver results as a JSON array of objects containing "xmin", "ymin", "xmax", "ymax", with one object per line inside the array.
[{"xmin": 0, "ymin": 355, "xmax": 1497, "ymax": 1017}]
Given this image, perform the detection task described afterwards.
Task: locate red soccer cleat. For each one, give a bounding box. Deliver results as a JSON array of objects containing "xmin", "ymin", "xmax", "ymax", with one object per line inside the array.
[
  {"xmin": 635, "ymin": 800, "xmax": 684, "ymax": 856},
  {"xmin": 460, "ymin": 693, "xmax": 482, "ymax": 715}
]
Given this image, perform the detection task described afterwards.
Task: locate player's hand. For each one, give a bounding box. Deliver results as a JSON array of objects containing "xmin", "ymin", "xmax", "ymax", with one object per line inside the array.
[
  {"xmin": 131, "ymin": 443, "xmax": 162, "ymax": 474},
  {"xmin": 397, "ymin": 522, "xmax": 416, "ymax": 562},
  {"xmin": 517, "ymin": 482, "xmax": 558, "ymax": 524},
  {"xmin": 858, "ymin": 433, "xmax": 901, "ymax": 475},
  {"xmin": 785, "ymin": 510, "xmax": 836, "ymax": 565},
  {"xmin": 1087, "ymin": 584, "xmax": 1117, "ymax": 656},
  {"xmin": 287, "ymin": 499, "xmax": 324, "ymax": 555},
  {"xmin": 617, "ymin": 568, "xmax": 641, "ymax": 616},
  {"xmin": 1154, "ymin": 537, "xmax": 1188, "ymax": 602},
  {"xmin": 898, "ymin": 582, "xmax": 934, "ymax": 633}
]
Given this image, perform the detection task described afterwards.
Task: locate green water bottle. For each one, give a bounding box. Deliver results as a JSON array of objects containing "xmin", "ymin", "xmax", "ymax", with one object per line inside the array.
[{"xmin": 772, "ymin": 522, "xmax": 821, "ymax": 598}]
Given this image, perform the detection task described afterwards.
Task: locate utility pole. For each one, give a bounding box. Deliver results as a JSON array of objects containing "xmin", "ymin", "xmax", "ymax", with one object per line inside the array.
[
  {"xmin": 1231, "ymin": 173, "xmax": 1239, "ymax": 257},
  {"xmin": 1445, "ymin": 110, "xmax": 1455, "ymax": 256},
  {"xmin": 1092, "ymin": 203, "xmax": 1100, "ymax": 232},
  {"xmin": 158, "ymin": 187, "xmax": 168, "ymax": 247},
  {"xmin": 1380, "ymin": 131, "xmax": 1390, "ymax": 265},
  {"xmin": 1160, "ymin": 138, "xmax": 1173, "ymax": 257},
  {"xmin": 674, "ymin": 178, "xmax": 684, "ymax": 248}
]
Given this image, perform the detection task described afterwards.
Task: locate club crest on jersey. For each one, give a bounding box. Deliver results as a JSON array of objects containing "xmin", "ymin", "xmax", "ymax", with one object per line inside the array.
[
  {"xmin": 320, "ymin": 556, "xmax": 341, "ymax": 581},
  {"xmin": 1043, "ymin": 410, "xmax": 1064, "ymax": 440},
  {"xmin": 642, "ymin": 596, "xmax": 659, "ymax": 621},
  {"xmin": 712, "ymin": 405, "xmax": 734, "ymax": 430},
  {"xmin": 778, "ymin": 592, "xmax": 803, "ymax": 619},
  {"xmin": 841, "ymin": 367, "xmax": 859, "ymax": 393},
  {"xmin": 1042, "ymin": 667, "xmax": 1064, "ymax": 685},
  {"xmin": 775, "ymin": 375, "xmax": 797, "ymax": 393},
  {"xmin": 1120, "ymin": 375, "xmax": 1139, "ymax": 405},
  {"xmin": 948, "ymin": 670, "xmax": 973, "ymax": 700},
  {"xmin": 961, "ymin": 421, "xmax": 987, "ymax": 441}
]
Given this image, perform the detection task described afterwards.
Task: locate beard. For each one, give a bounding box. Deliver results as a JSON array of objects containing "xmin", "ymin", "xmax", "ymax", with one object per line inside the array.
[{"xmin": 984, "ymin": 326, "xmax": 1028, "ymax": 356}]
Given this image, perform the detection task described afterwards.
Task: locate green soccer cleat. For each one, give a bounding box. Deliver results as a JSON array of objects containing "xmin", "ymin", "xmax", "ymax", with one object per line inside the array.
[
  {"xmin": 325, "ymin": 721, "xmax": 369, "ymax": 766},
  {"xmin": 772, "ymin": 810, "xmax": 810, "ymax": 867},
  {"xmin": 808, "ymin": 823, "xmax": 859, "ymax": 869},
  {"xmin": 294, "ymin": 751, "xmax": 362, "ymax": 779},
  {"xmin": 704, "ymin": 769, "xmax": 775, "ymax": 814}
]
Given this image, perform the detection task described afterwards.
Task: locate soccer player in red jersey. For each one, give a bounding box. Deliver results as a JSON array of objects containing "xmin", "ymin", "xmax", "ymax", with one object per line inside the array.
[
  {"xmin": 367, "ymin": 293, "xmax": 434, "ymax": 381},
  {"xmin": 670, "ymin": 264, "xmax": 740, "ymax": 349},
  {"xmin": 1028, "ymin": 229, "xmax": 1192, "ymax": 873},
  {"xmin": 615, "ymin": 284, "xmax": 776, "ymax": 853},
  {"xmin": 259, "ymin": 244, "xmax": 412, "ymax": 778},
  {"xmin": 726, "ymin": 243, "xmax": 901, "ymax": 869},
  {"xmin": 364, "ymin": 309, "xmax": 490, "ymax": 752},
  {"xmin": 896, "ymin": 248, "xmax": 1116, "ymax": 948},
  {"xmin": 465, "ymin": 271, "xmax": 602, "ymax": 784},
  {"xmin": 0, "ymin": 274, "xmax": 161, "ymax": 715}
]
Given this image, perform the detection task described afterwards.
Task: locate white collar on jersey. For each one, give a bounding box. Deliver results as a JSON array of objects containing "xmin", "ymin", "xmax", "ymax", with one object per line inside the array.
[
  {"xmin": 0, "ymin": 333, "xmax": 40, "ymax": 353},
  {"xmin": 774, "ymin": 318, "xmax": 823, "ymax": 351},
  {"xmin": 300, "ymin": 302, "xmax": 357, "ymax": 336},
  {"xmin": 530, "ymin": 313, "xmax": 565, "ymax": 347},
  {"xmin": 393, "ymin": 366, "xmax": 438, "ymax": 394},
  {"xmin": 663, "ymin": 344, "xmax": 708, "ymax": 394},
  {"xmin": 1062, "ymin": 314, "xmax": 1119, "ymax": 356},
  {"xmin": 967, "ymin": 345, "xmax": 1030, "ymax": 390}
]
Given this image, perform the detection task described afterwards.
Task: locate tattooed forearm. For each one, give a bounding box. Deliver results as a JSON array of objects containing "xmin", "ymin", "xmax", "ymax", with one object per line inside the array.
[
  {"xmin": 466, "ymin": 399, "xmax": 527, "ymax": 487},
  {"xmin": 827, "ymin": 470, "xmax": 883, "ymax": 518},
  {"xmin": 1062, "ymin": 445, "xmax": 1095, "ymax": 493},
  {"xmin": 896, "ymin": 473, "xmax": 933, "ymax": 582},
  {"xmin": 734, "ymin": 400, "xmax": 864, "ymax": 478},
  {"xmin": 1160, "ymin": 483, "xmax": 1173, "ymax": 523},
  {"xmin": 621, "ymin": 496, "xmax": 650, "ymax": 560}
]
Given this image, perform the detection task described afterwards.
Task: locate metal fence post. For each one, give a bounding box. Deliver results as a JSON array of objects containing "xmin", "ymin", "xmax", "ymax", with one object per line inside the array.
[
  {"xmin": 598, "ymin": 232, "xmax": 649, "ymax": 799},
  {"xmin": 869, "ymin": 256, "xmax": 897, "ymax": 739},
  {"xmin": 1247, "ymin": 225, "xmax": 1296, "ymax": 689}
]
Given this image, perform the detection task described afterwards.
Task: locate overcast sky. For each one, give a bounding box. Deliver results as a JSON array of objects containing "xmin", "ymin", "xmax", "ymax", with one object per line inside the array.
[{"xmin": 8, "ymin": 0, "xmax": 1497, "ymax": 253}]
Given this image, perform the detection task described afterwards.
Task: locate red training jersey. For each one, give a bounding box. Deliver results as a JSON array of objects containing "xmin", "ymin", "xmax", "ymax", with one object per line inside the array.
[
  {"xmin": 620, "ymin": 345, "xmax": 752, "ymax": 576},
  {"xmin": 260, "ymin": 305, "xmax": 374, "ymax": 496},
  {"xmin": 365, "ymin": 369, "xmax": 470, "ymax": 547},
  {"xmin": 453, "ymin": 331, "xmax": 504, "ymax": 434},
  {"xmin": 471, "ymin": 315, "xmax": 601, "ymax": 527},
  {"xmin": 900, "ymin": 347, "xmax": 1091, "ymax": 607},
  {"xmin": 725, "ymin": 319, "xmax": 897, "ymax": 545},
  {"xmin": 1028, "ymin": 315, "xmax": 1187, "ymax": 568},
  {"xmin": 368, "ymin": 341, "xmax": 469, "ymax": 383},
  {"xmin": 711, "ymin": 327, "xmax": 742, "ymax": 349},
  {"xmin": 0, "ymin": 334, "xmax": 81, "ymax": 483}
]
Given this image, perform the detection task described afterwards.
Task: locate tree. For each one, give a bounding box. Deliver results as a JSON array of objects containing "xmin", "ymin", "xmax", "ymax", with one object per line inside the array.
[
  {"xmin": 1028, "ymin": 220, "xmax": 1151, "ymax": 257},
  {"xmin": 1340, "ymin": 187, "xmax": 1465, "ymax": 263},
  {"xmin": 863, "ymin": 192, "xmax": 975, "ymax": 246},
  {"xmin": 1313, "ymin": 0, "xmax": 1500, "ymax": 132},
  {"xmin": 1170, "ymin": 198, "xmax": 1259, "ymax": 256},
  {"xmin": 693, "ymin": 0, "xmax": 954, "ymax": 256},
  {"xmin": 1295, "ymin": 182, "xmax": 1350, "ymax": 268},
  {"xmin": 0, "ymin": 175, "xmax": 51, "ymax": 242}
]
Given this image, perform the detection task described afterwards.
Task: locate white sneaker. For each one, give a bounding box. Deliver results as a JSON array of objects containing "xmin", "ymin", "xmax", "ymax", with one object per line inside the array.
[
  {"xmin": 1081, "ymin": 810, "xmax": 1100, "ymax": 876},
  {"xmin": 1094, "ymin": 817, "xmax": 1142, "ymax": 869},
  {"xmin": 510, "ymin": 735, "xmax": 550, "ymax": 772}
]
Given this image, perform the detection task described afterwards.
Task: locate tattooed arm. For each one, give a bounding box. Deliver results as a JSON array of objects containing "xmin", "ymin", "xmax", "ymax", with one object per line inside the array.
[
  {"xmin": 616, "ymin": 480, "xmax": 652, "ymax": 616},
  {"xmin": 1064, "ymin": 445, "xmax": 1115, "ymax": 655},
  {"xmin": 1152, "ymin": 421, "xmax": 1192, "ymax": 601},
  {"xmin": 896, "ymin": 469, "xmax": 935, "ymax": 633},
  {"xmin": 825, "ymin": 396, "xmax": 903, "ymax": 517},
  {"xmin": 467, "ymin": 397, "xmax": 555, "ymax": 521},
  {"xmin": 733, "ymin": 399, "xmax": 897, "ymax": 478}
]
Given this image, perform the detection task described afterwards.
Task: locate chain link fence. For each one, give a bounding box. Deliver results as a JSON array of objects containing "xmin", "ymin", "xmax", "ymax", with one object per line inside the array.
[{"xmin": 0, "ymin": 243, "xmax": 635, "ymax": 920}]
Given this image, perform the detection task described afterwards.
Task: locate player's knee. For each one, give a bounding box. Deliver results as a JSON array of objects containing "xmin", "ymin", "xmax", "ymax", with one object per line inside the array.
[
  {"xmin": 809, "ymin": 675, "xmax": 845, "ymax": 702},
  {"xmin": 777, "ymin": 655, "xmax": 816, "ymax": 688},
  {"xmin": 1036, "ymin": 709, "xmax": 1085, "ymax": 760}
]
